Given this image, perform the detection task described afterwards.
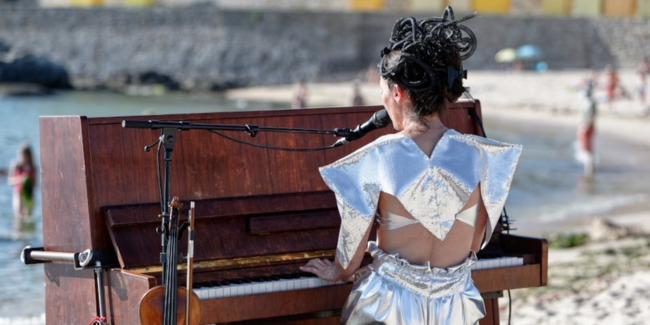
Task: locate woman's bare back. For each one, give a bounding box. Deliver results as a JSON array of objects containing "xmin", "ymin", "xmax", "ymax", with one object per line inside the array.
[
  {"xmin": 375, "ymin": 123, "xmax": 487, "ymax": 267},
  {"xmin": 376, "ymin": 189, "xmax": 485, "ymax": 268}
]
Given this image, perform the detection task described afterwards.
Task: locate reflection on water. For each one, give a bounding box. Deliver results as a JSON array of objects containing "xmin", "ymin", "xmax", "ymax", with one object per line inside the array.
[{"xmin": 1, "ymin": 91, "xmax": 650, "ymax": 322}]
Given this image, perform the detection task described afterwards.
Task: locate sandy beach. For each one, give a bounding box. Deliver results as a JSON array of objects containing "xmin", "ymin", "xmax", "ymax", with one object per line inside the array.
[{"xmin": 226, "ymin": 69, "xmax": 650, "ymax": 325}]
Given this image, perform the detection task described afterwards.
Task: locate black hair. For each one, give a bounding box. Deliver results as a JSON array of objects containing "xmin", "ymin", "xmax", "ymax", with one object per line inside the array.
[{"xmin": 380, "ymin": 6, "xmax": 477, "ymax": 120}]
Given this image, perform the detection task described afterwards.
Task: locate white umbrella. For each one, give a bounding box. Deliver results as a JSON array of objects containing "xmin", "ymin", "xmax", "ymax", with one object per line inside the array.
[{"xmin": 494, "ymin": 48, "xmax": 517, "ymax": 63}]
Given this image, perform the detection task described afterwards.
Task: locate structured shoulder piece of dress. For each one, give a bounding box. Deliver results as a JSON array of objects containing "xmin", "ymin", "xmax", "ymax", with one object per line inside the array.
[{"xmin": 319, "ymin": 129, "xmax": 522, "ymax": 269}]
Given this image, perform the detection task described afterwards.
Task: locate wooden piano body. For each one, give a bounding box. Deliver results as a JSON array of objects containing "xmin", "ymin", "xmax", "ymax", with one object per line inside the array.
[{"xmin": 38, "ymin": 101, "xmax": 547, "ymax": 325}]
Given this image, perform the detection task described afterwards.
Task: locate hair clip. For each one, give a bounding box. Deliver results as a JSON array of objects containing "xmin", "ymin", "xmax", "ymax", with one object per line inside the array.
[{"xmin": 447, "ymin": 66, "xmax": 467, "ymax": 89}]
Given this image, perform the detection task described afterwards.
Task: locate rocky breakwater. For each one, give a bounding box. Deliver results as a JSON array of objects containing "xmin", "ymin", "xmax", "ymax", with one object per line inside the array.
[
  {"xmin": 0, "ymin": 39, "xmax": 188, "ymax": 96},
  {"xmin": 0, "ymin": 41, "xmax": 72, "ymax": 96}
]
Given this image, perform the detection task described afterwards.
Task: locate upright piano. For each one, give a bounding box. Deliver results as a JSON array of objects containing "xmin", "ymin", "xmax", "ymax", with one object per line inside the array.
[{"xmin": 31, "ymin": 102, "xmax": 546, "ymax": 325}]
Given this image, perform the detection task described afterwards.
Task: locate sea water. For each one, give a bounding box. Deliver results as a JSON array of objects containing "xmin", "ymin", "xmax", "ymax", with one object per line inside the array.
[
  {"xmin": 1, "ymin": 90, "xmax": 649, "ymax": 323},
  {"xmin": 0, "ymin": 90, "xmax": 282, "ymax": 324}
]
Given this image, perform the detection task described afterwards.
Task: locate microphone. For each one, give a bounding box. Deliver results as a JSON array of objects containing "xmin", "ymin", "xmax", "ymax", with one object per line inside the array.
[{"xmin": 334, "ymin": 109, "xmax": 392, "ymax": 146}]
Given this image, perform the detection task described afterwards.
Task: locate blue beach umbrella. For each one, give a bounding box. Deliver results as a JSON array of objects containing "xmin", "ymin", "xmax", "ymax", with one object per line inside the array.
[{"xmin": 516, "ymin": 44, "xmax": 543, "ymax": 60}]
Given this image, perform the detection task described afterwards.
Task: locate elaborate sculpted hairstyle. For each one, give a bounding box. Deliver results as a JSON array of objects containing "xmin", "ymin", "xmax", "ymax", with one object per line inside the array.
[{"xmin": 380, "ymin": 6, "xmax": 477, "ymax": 120}]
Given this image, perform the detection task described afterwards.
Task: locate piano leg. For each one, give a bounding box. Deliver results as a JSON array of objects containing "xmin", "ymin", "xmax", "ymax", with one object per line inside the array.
[{"xmin": 480, "ymin": 297, "xmax": 500, "ymax": 325}]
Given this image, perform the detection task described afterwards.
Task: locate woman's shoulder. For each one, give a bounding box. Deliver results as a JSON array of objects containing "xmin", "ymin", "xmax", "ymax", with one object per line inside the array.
[
  {"xmin": 339, "ymin": 133, "xmax": 404, "ymax": 157},
  {"xmin": 320, "ymin": 133, "xmax": 405, "ymax": 172},
  {"xmin": 433, "ymin": 131, "xmax": 522, "ymax": 176}
]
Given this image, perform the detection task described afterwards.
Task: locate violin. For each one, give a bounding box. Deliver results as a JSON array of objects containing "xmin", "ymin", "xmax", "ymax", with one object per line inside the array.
[{"xmin": 139, "ymin": 197, "xmax": 201, "ymax": 325}]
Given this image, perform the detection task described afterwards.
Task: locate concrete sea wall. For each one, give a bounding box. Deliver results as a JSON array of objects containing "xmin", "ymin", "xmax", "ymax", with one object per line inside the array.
[{"xmin": 0, "ymin": 6, "xmax": 649, "ymax": 90}]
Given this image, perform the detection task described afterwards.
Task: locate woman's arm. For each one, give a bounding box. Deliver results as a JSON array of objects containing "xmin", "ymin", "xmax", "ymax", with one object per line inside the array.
[{"xmin": 300, "ymin": 218, "xmax": 374, "ymax": 282}]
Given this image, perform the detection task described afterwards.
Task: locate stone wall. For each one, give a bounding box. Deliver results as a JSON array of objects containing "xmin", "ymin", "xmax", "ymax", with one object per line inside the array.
[
  {"xmin": 156, "ymin": 0, "xmax": 350, "ymax": 11},
  {"xmin": 0, "ymin": 6, "xmax": 648, "ymax": 90}
]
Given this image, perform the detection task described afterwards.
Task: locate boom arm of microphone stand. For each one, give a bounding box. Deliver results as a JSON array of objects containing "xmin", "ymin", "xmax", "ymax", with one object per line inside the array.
[{"xmin": 331, "ymin": 127, "xmax": 356, "ymax": 147}]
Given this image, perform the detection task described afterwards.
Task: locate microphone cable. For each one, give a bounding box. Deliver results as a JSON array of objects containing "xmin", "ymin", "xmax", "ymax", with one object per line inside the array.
[{"xmin": 206, "ymin": 129, "xmax": 340, "ymax": 152}]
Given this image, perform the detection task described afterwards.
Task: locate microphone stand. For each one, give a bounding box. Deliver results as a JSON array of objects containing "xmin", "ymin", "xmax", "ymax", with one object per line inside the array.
[
  {"xmin": 159, "ymin": 127, "xmax": 176, "ymax": 284},
  {"xmin": 136, "ymin": 126, "xmax": 178, "ymax": 284},
  {"xmin": 122, "ymin": 119, "xmax": 355, "ymax": 282}
]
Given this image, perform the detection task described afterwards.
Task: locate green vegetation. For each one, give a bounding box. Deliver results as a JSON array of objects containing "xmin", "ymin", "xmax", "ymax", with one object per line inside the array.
[
  {"xmin": 509, "ymin": 236, "xmax": 650, "ymax": 304},
  {"xmin": 548, "ymin": 232, "xmax": 589, "ymax": 248}
]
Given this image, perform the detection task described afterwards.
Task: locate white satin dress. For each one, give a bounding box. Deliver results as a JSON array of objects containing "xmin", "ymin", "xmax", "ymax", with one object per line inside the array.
[{"xmin": 319, "ymin": 129, "xmax": 522, "ymax": 325}]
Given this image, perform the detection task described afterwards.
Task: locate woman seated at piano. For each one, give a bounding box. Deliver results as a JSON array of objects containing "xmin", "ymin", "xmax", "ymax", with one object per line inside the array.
[{"xmin": 300, "ymin": 7, "xmax": 522, "ymax": 325}]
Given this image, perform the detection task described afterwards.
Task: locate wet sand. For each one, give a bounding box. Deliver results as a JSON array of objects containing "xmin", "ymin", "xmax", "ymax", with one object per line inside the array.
[{"xmin": 226, "ymin": 69, "xmax": 650, "ymax": 325}]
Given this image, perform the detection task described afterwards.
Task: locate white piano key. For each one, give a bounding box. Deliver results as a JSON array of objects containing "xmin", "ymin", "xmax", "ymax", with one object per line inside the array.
[
  {"xmin": 250, "ymin": 282, "xmax": 261, "ymax": 295},
  {"xmin": 299, "ymin": 277, "xmax": 311, "ymax": 288},
  {"xmin": 285, "ymin": 278, "xmax": 295, "ymax": 291},
  {"xmin": 197, "ymin": 287, "xmax": 206, "ymax": 299},
  {"xmin": 271, "ymin": 280, "xmax": 280, "ymax": 292},
  {"xmin": 232, "ymin": 284, "xmax": 242, "ymax": 296},
  {"xmin": 495, "ymin": 257, "xmax": 505, "ymax": 268},
  {"xmin": 211, "ymin": 287, "xmax": 220, "ymax": 299},
  {"xmin": 207, "ymin": 286, "xmax": 216, "ymax": 299}
]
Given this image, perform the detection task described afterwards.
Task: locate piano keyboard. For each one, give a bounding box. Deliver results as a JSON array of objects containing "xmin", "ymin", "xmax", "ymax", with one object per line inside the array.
[
  {"xmin": 471, "ymin": 256, "xmax": 523, "ymax": 270},
  {"xmin": 194, "ymin": 273, "xmax": 343, "ymax": 300},
  {"xmin": 194, "ymin": 256, "xmax": 523, "ymax": 300}
]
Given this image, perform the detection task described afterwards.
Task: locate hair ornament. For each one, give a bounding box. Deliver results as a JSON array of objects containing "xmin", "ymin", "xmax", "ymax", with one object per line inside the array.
[{"xmin": 380, "ymin": 6, "xmax": 477, "ymax": 92}]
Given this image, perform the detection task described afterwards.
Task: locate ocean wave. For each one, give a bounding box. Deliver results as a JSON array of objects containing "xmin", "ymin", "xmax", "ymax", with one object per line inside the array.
[
  {"xmin": 0, "ymin": 314, "xmax": 44, "ymax": 325},
  {"xmin": 536, "ymin": 194, "xmax": 647, "ymax": 222}
]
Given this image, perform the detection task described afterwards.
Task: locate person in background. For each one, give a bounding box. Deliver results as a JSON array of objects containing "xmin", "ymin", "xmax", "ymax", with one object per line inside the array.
[
  {"xmin": 364, "ymin": 63, "xmax": 381, "ymax": 84},
  {"xmin": 603, "ymin": 65, "xmax": 630, "ymax": 110},
  {"xmin": 291, "ymin": 79, "xmax": 307, "ymax": 109},
  {"xmin": 8, "ymin": 142, "xmax": 37, "ymax": 221},
  {"xmin": 301, "ymin": 7, "xmax": 521, "ymax": 325},
  {"xmin": 604, "ymin": 65, "xmax": 618, "ymax": 108},
  {"xmin": 577, "ymin": 72, "xmax": 598, "ymax": 178},
  {"xmin": 349, "ymin": 80, "xmax": 365, "ymax": 106},
  {"xmin": 637, "ymin": 58, "xmax": 650, "ymax": 104},
  {"xmin": 580, "ymin": 69, "xmax": 599, "ymax": 99}
]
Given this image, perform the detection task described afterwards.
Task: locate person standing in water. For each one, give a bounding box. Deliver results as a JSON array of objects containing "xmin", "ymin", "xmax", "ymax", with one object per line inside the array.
[
  {"xmin": 577, "ymin": 72, "xmax": 598, "ymax": 177},
  {"xmin": 8, "ymin": 142, "xmax": 37, "ymax": 222}
]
